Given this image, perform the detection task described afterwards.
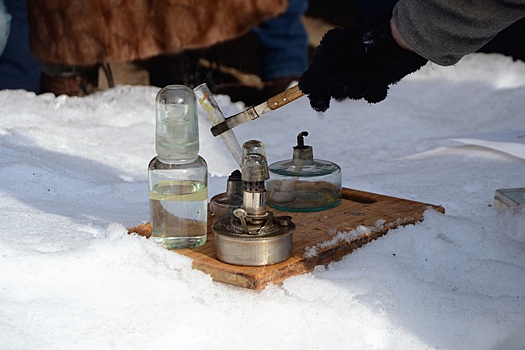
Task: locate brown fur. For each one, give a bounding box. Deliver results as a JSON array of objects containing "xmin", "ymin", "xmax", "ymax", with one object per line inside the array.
[{"xmin": 27, "ymin": 0, "xmax": 287, "ymax": 65}]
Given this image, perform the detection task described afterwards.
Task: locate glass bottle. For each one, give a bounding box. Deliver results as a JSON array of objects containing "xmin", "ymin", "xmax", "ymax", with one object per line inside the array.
[
  {"xmin": 148, "ymin": 85, "xmax": 208, "ymax": 249},
  {"xmin": 267, "ymin": 131, "xmax": 342, "ymax": 212}
]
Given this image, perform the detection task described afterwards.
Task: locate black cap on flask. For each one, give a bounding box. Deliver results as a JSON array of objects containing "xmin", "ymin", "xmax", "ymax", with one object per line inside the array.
[
  {"xmin": 292, "ymin": 131, "xmax": 314, "ymax": 167},
  {"xmin": 155, "ymin": 85, "xmax": 199, "ymax": 163}
]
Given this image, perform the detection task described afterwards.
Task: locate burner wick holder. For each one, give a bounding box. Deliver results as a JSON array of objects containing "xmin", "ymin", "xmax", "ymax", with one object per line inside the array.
[{"xmin": 212, "ymin": 140, "xmax": 295, "ymax": 266}]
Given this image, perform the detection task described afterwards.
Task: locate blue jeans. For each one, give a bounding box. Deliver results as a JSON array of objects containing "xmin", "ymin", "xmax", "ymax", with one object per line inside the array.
[
  {"xmin": 252, "ymin": 0, "xmax": 309, "ymax": 82},
  {"xmin": 0, "ymin": 0, "xmax": 41, "ymax": 93}
]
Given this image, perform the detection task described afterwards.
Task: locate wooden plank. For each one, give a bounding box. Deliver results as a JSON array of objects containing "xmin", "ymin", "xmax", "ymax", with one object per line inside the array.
[{"xmin": 129, "ymin": 188, "xmax": 444, "ymax": 290}]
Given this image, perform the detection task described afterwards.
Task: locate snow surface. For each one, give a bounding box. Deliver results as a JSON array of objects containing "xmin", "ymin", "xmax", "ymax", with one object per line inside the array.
[{"xmin": 1, "ymin": 54, "xmax": 524, "ymax": 349}]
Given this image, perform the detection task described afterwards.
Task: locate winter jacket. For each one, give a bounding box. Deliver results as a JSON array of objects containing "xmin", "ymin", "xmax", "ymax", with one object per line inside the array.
[{"xmin": 393, "ymin": 0, "xmax": 525, "ymax": 65}]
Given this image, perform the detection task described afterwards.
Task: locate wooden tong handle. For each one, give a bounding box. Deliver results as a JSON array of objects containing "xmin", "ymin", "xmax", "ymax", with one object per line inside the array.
[{"xmin": 267, "ymin": 85, "xmax": 305, "ymax": 110}]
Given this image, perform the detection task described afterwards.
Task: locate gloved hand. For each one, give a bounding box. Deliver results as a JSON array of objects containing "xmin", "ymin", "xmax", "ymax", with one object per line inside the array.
[{"xmin": 299, "ymin": 11, "xmax": 428, "ymax": 112}]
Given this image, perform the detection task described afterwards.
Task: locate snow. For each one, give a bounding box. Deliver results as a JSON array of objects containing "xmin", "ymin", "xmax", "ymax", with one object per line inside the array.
[{"xmin": 1, "ymin": 53, "xmax": 524, "ymax": 349}]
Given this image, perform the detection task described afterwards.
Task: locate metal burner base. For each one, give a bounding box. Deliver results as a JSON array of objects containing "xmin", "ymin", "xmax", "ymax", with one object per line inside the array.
[{"xmin": 213, "ymin": 219, "xmax": 294, "ymax": 266}]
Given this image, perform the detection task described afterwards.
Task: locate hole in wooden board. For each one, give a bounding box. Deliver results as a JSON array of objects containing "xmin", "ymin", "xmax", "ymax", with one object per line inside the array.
[{"xmin": 342, "ymin": 192, "xmax": 377, "ymax": 204}]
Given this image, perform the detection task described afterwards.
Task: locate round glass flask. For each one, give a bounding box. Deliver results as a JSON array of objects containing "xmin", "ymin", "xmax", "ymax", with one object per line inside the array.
[{"xmin": 267, "ymin": 131, "xmax": 342, "ymax": 212}]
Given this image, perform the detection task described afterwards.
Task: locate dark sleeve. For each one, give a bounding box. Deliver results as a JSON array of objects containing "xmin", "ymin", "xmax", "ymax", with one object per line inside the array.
[{"xmin": 393, "ymin": 0, "xmax": 525, "ymax": 65}]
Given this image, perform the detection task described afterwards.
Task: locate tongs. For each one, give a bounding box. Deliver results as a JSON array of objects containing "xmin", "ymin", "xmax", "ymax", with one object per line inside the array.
[{"xmin": 210, "ymin": 85, "xmax": 305, "ymax": 137}]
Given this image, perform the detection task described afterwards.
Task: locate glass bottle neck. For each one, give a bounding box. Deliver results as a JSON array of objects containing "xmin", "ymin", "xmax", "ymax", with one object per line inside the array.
[{"xmin": 157, "ymin": 155, "xmax": 199, "ymax": 164}]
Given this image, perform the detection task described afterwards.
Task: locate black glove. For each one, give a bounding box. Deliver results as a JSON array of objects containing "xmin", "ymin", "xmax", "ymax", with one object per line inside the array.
[{"xmin": 299, "ymin": 12, "xmax": 428, "ymax": 112}]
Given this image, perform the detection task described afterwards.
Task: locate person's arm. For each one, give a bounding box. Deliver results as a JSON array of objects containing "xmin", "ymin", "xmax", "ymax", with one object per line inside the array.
[
  {"xmin": 393, "ymin": 0, "xmax": 525, "ymax": 66},
  {"xmin": 299, "ymin": 1, "xmax": 525, "ymax": 112},
  {"xmin": 298, "ymin": 10, "xmax": 427, "ymax": 112},
  {"xmin": 390, "ymin": 20, "xmax": 411, "ymax": 52}
]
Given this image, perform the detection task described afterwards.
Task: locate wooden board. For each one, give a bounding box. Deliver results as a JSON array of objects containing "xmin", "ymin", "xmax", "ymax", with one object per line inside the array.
[{"xmin": 129, "ymin": 188, "xmax": 444, "ymax": 290}]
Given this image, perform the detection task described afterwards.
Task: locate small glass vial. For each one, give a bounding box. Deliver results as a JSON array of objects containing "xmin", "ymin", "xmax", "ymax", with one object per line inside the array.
[
  {"xmin": 148, "ymin": 85, "xmax": 208, "ymax": 249},
  {"xmin": 267, "ymin": 131, "xmax": 342, "ymax": 212}
]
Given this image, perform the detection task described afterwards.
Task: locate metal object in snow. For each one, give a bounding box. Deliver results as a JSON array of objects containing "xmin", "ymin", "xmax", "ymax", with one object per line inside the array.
[
  {"xmin": 210, "ymin": 85, "xmax": 305, "ymax": 137},
  {"xmin": 212, "ymin": 140, "xmax": 295, "ymax": 266}
]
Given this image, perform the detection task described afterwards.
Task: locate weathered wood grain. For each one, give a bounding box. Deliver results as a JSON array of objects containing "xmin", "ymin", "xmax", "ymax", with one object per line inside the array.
[{"xmin": 129, "ymin": 188, "xmax": 444, "ymax": 290}]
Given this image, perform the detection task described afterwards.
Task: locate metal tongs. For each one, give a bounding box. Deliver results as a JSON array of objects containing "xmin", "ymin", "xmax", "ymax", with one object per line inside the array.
[{"xmin": 210, "ymin": 85, "xmax": 305, "ymax": 137}]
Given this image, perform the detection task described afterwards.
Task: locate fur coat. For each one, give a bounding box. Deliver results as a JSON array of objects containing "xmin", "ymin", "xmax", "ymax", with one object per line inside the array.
[{"xmin": 27, "ymin": 0, "xmax": 287, "ymax": 65}]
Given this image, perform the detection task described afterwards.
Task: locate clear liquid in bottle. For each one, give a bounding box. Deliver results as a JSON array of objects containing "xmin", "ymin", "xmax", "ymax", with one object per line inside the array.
[{"xmin": 149, "ymin": 179, "xmax": 207, "ymax": 249}]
